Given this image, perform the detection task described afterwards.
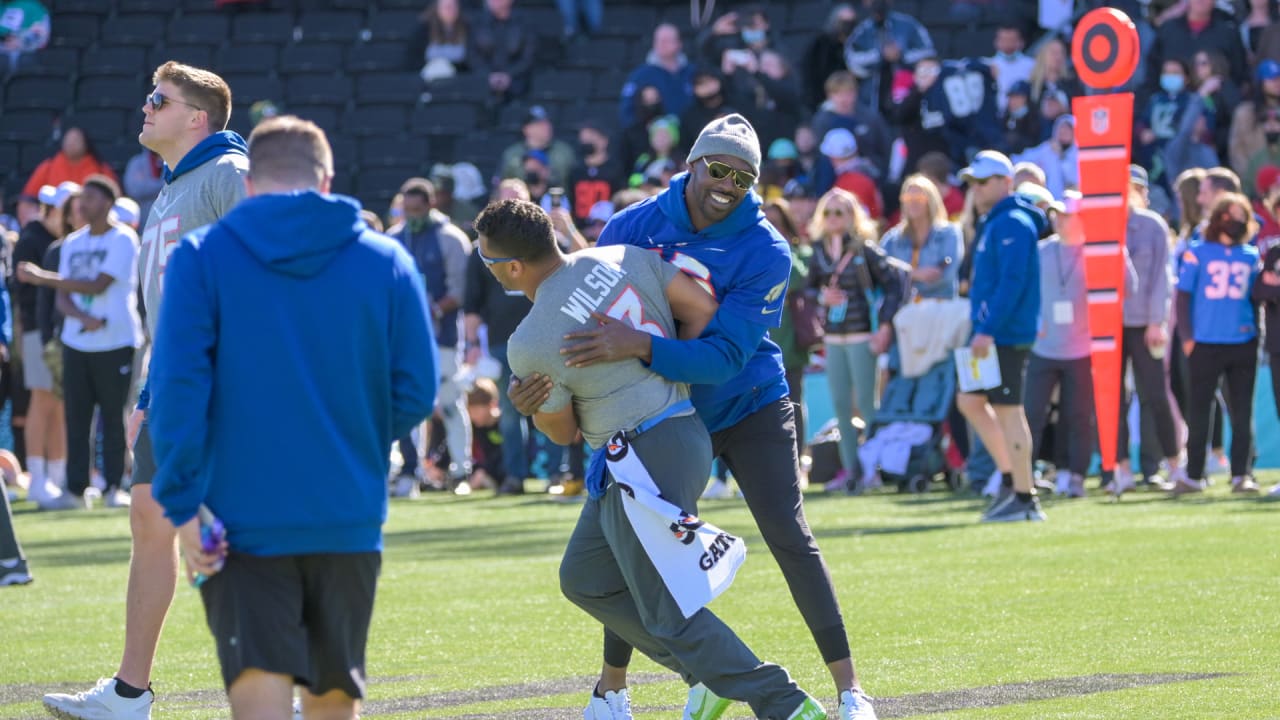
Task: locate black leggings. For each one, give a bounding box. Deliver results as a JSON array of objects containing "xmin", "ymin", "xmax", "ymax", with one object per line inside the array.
[
  {"xmin": 64, "ymin": 346, "xmax": 135, "ymax": 495},
  {"xmin": 1117, "ymin": 326, "xmax": 1179, "ymax": 463},
  {"xmin": 1024, "ymin": 354, "xmax": 1095, "ymax": 476},
  {"xmin": 1186, "ymin": 340, "xmax": 1257, "ymax": 480},
  {"xmin": 604, "ymin": 397, "xmax": 850, "ymax": 667}
]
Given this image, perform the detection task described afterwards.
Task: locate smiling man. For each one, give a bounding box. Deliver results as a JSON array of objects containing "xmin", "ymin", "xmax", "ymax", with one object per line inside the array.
[
  {"xmin": 510, "ymin": 115, "xmax": 877, "ymax": 719},
  {"xmin": 43, "ymin": 61, "xmax": 248, "ymax": 720}
]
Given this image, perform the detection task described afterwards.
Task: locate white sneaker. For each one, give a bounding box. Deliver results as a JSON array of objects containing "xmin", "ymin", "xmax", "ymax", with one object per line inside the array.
[
  {"xmin": 837, "ymin": 689, "xmax": 878, "ymax": 719},
  {"xmin": 1054, "ymin": 470, "xmax": 1072, "ymax": 495},
  {"xmin": 392, "ymin": 475, "xmax": 420, "ymax": 499},
  {"xmin": 37, "ymin": 489, "xmax": 88, "ymax": 511},
  {"xmin": 293, "ymin": 697, "xmax": 303, "ymax": 719},
  {"xmin": 104, "ymin": 489, "xmax": 132, "ymax": 508},
  {"xmin": 1206, "ymin": 453, "xmax": 1229, "ymax": 476},
  {"xmin": 981, "ymin": 469, "xmax": 1002, "ymax": 497},
  {"xmin": 701, "ymin": 479, "xmax": 734, "ymax": 500},
  {"xmin": 43, "ymin": 678, "xmax": 153, "ymax": 720},
  {"xmin": 1268, "ymin": 483, "xmax": 1280, "ymax": 497},
  {"xmin": 683, "ymin": 682, "xmax": 732, "ymax": 720},
  {"xmin": 452, "ymin": 480, "xmax": 472, "ymax": 496},
  {"xmin": 584, "ymin": 687, "xmax": 633, "ymax": 719},
  {"xmin": 1108, "ymin": 467, "xmax": 1136, "ymax": 497}
]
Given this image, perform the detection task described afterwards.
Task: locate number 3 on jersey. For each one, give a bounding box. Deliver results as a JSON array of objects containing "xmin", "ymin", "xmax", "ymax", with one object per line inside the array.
[
  {"xmin": 606, "ymin": 286, "xmax": 666, "ymax": 337},
  {"xmin": 1203, "ymin": 260, "xmax": 1252, "ymax": 300}
]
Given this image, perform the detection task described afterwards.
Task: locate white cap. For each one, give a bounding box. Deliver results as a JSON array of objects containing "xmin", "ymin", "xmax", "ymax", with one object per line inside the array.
[
  {"xmin": 819, "ymin": 128, "xmax": 857, "ymax": 158},
  {"xmin": 37, "ymin": 184, "xmax": 58, "ymax": 206},
  {"xmin": 959, "ymin": 150, "xmax": 1014, "ymax": 184},
  {"xmin": 51, "ymin": 181, "xmax": 81, "ymax": 209},
  {"xmin": 110, "ymin": 197, "xmax": 141, "ymax": 227}
]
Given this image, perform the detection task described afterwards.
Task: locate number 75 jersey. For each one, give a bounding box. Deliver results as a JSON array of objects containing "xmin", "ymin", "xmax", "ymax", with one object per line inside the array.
[{"xmin": 1177, "ymin": 240, "xmax": 1261, "ymax": 344}]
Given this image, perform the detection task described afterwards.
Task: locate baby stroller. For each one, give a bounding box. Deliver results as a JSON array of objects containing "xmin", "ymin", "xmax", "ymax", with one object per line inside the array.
[{"xmin": 859, "ymin": 354, "xmax": 963, "ymax": 493}]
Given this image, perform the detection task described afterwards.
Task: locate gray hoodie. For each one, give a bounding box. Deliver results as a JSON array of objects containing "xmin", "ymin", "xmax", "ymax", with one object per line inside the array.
[
  {"xmin": 1123, "ymin": 207, "xmax": 1173, "ymax": 327},
  {"xmin": 1033, "ymin": 236, "xmax": 1138, "ymax": 360}
]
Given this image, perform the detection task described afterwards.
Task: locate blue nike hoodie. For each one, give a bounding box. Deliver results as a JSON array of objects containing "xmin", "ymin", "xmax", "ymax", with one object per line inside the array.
[
  {"xmin": 149, "ymin": 191, "xmax": 438, "ymax": 556},
  {"xmin": 597, "ymin": 172, "xmax": 791, "ymax": 433},
  {"xmin": 968, "ymin": 194, "xmax": 1047, "ymax": 346}
]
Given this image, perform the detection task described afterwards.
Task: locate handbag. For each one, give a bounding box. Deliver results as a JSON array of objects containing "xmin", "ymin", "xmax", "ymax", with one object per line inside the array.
[{"xmin": 789, "ymin": 292, "xmax": 825, "ymax": 351}]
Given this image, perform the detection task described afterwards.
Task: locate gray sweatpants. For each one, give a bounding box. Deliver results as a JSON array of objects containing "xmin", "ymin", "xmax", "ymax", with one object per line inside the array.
[{"xmin": 559, "ymin": 414, "xmax": 807, "ymax": 719}]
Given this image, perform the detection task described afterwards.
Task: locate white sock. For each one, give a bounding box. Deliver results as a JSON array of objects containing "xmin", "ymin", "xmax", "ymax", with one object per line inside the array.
[
  {"xmin": 46, "ymin": 459, "xmax": 66, "ymax": 489},
  {"xmin": 26, "ymin": 456, "xmax": 45, "ymax": 488}
]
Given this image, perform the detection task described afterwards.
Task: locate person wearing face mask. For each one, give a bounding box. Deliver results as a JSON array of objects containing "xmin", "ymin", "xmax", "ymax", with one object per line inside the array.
[
  {"xmin": 1147, "ymin": 0, "xmax": 1248, "ymax": 101},
  {"xmin": 989, "ymin": 22, "xmax": 1034, "ymax": 113},
  {"xmin": 1228, "ymin": 60, "xmax": 1280, "ymax": 198},
  {"xmin": 843, "ymin": 0, "xmax": 935, "ymax": 111},
  {"xmin": 999, "ymin": 81, "xmax": 1040, "ymax": 155},
  {"xmin": 1012, "ymin": 114, "xmax": 1079, "ymax": 200},
  {"xmin": 1137, "ymin": 59, "xmax": 1195, "ymax": 192},
  {"xmin": 566, "ymin": 121, "xmax": 623, "ymax": 227},
  {"xmin": 804, "ymin": 4, "xmax": 858, "ymax": 110},
  {"xmin": 1162, "ymin": 89, "xmax": 1221, "ymax": 196},
  {"xmin": 695, "ymin": 6, "xmax": 775, "ymax": 74},
  {"xmin": 621, "ymin": 85, "xmax": 669, "ymax": 179},
  {"xmin": 619, "ymin": 24, "xmax": 696, "ymax": 128},
  {"xmin": 1175, "ymin": 193, "xmax": 1262, "ymax": 496},
  {"xmin": 497, "ymin": 105, "xmax": 578, "ymax": 189},
  {"xmin": 678, "ymin": 70, "xmax": 736, "ymax": 157}
]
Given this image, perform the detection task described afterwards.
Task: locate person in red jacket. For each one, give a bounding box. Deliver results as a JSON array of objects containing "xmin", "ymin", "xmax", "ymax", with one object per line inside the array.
[{"xmin": 22, "ymin": 127, "xmax": 118, "ymax": 199}]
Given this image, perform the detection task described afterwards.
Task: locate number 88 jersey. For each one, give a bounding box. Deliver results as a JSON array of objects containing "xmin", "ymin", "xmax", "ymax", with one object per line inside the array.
[
  {"xmin": 925, "ymin": 59, "xmax": 1002, "ymax": 162},
  {"xmin": 1177, "ymin": 240, "xmax": 1261, "ymax": 344}
]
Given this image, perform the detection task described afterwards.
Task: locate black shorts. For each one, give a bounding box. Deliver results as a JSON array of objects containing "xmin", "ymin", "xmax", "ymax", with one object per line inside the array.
[
  {"xmin": 981, "ymin": 344, "xmax": 1030, "ymax": 405},
  {"xmin": 131, "ymin": 422, "xmax": 156, "ymax": 485},
  {"xmin": 200, "ymin": 551, "xmax": 381, "ymax": 698}
]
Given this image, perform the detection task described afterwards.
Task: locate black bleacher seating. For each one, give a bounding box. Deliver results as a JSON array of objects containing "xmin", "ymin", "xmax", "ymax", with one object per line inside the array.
[
  {"xmin": 14, "ymin": 46, "xmax": 79, "ymax": 77},
  {"xmin": 786, "ymin": 1, "xmax": 829, "ymax": 32},
  {"xmin": 370, "ymin": 0, "xmax": 425, "ymax": 9},
  {"xmin": 0, "ymin": 144, "xmax": 18, "ymax": 180},
  {"xmin": 344, "ymin": 105, "xmax": 409, "ymax": 138},
  {"xmin": 80, "ymin": 46, "xmax": 148, "ymax": 77},
  {"xmin": 496, "ymin": 102, "xmax": 536, "ymax": 133},
  {"xmin": 357, "ymin": 134, "xmax": 429, "ymax": 167},
  {"xmin": 562, "ymin": 38, "xmax": 631, "ymax": 70},
  {"xmin": 590, "ymin": 71, "xmax": 626, "ymax": 101},
  {"xmin": 0, "ymin": 111, "xmax": 53, "ymax": 143},
  {"xmin": 329, "ymin": 172, "xmax": 355, "ymax": 198},
  {"xmin": 951, "ymin": 27, "xmax": 995, "ymax": 60},
  {"xmin": 168, "ymin": 12, "xmax": 232, "ymax": 46},
  {"xmin": 297, "ymin": 11, "xmax": 365, "ymax": 43},
  {"xmin": 287, "ymin": 104, "xmax": 342, "ymax": 134},
  {"xmin": 219, "ymin": 74, "xmax": 284, "ymax": 106},
  {"xmin": 354, "ymin": 71, "xmax": 421, "ymax": 104},
  {"xmin": 423, "ymin": 75, "xmax": 489, "ymax": 104},
  {"xmin": 356, "ymin": 165, "xmax": 423, "ymax": 204},
  {"xmin": 4, "ymin": 76, "xmax": 71, "ymax": 112},
  {"xmin": 150, "ymin": 44, "xmax": 215, "ymax": 72},
  {"xmin": 22, "ymin": 143, "xmax": 54, "ymax": 175},
  {"xmin": 280, "ymin": 43, "xmax": 345, "ymax": 74},
  {"xmin": 232, "ymin": 12, "xmax": 296, "ymax": 44},
  {"xmin": 48, "ymin": 0, "xmax": 109, "ymax": 15},
  {"xmin": 102, "ymin": 13, "xmax": 169, "ymax": 46},
  {"xmin": 96, "ymin": 139, "xmax": 140, "ymax": 171},
  {"xmin": 286, "ymin": 73, "xmax": 353, "ymax": 106},
  {"xmin": 366, "ymin": 10, "xmax": 419, "ymax": 42},
  {"xmin": 531, "ymin": 70, "xmax": 592, "ymax": 102},
  {"xmin": 411, "ymin": 102, "xmax": 480, "ymax": 135},
  {"xmin": 348, "ymin": 42, "xmax": 409, "ymax": 73},
  {"xmin": 51, "ymin": 13, "xmax": 100, "ymax": 48},
  {"xmin": 329, "ymin": 134, "xmax": 356, "ymax": 171},
  {"xmin": 216, "ymin": 44, "xmax": 280, "ymax": 75},
  {"xmin": 598, "ymin": 5, "xmax": 659, "ymax": 37},
  {"xmin": 76, "ymin": 76, "xmax": 146, "ymax": 110},
  {"xmin": 119, "ymin": 0, "xmax": 180, "ymax": 12},
  {"xmin": 68, "ymin": 108, "xmax": 132, "ymax": 141}
]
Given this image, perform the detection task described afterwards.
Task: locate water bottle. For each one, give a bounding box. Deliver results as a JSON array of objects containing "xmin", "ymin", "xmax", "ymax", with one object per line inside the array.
[
  {"xmin": 828, "ymin": 299, "xmax": 848, "ymax": 324},
  {"xmin": 192, "ymin": 505, "xmax": 226, "ymax": 588}
]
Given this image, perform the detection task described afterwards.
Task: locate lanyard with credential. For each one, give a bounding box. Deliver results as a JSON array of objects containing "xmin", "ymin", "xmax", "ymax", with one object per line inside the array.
[{"xmin": 1054, "ymin": 242, "xmax": 1079, "ymax": 292}]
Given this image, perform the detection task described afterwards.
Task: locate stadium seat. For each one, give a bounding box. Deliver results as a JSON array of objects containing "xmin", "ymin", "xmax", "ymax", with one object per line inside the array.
[
  {"xmin": 286, "ymin": 73, "xmax": 354, "ymax": 106},
  {"xmin": 102, "ymin": 13, "xmax": 169, "ymax": 46},
  {"xmin": 297, "ymin": 11, "xmax": 365, "ymax": 43},
  {"xmin": 366, "ymin": 10, "xmax": 419, "ymax": 42},
  {"xmin": 562, "ymin": 38, "xmax": 631, "ymax": 70},
  {"xmin": 232, "ymin": 12, "xmax": 297, "ymax": 44},
  {"xmin": 423, "ymin": 74, "xmax": 488, "ymax": 104},
  {"xmin": 149, "ymin": 44, "xmax": 215, "ymax": 72},
  {"xmin": 50, "ymin": 13, "xmax": 100, "ymax": 48},
  {"xmin": 287, "ymin": 104, "xmax": 342, "ymax": 134},
  {"xmin": 9, "ymin": 47, "xmax": 79, "ymax": 78},
  {"xmin": 357, "ymin": 134, "xmax": 429, "ymax": 167},
  {"xmin": 951, "ymin": 27, "xmax": 995, "ymax": 60},
  {"xmin": 215, "ymin": 44, "xmax": 280, "ymax": 75},
  {"xmin": 411, "ymin": 102, "xmax": 479, "ymax": 135},
  {"xmin": 348, "ymin": 42, "xmax": 409, "ymax": 73},
  {"xmin": 591, "ymin": 71, "xmax": 626, "ymax": 101},
  {"xmin": 343, "ymin": 105, "xmax": 410, "ymax": 138},
  {"xmin": 598, "ymin": 5, "xmax": 659, "ymax": 37},
  {"xmin": 280, "ymin": 43, "xmax": 345, "ymax": 74},
  {"xmin": 356, "ymin": 164, "xmax": 423, "ymax": 205},
  {"xmin": 520, "ymin": 6, "xmax": 562, "ymax": 38},
  {"xmin": 354, "ymin": 71, "xmax": 419, "ymax": 104},
  {"xmin": 47, "ymin": 0, "xmax": 109, "ymax": 15},
  {"xmin": 786, "ymin": 1, "xmax": 829, "ymax": 32},
  {"xmin": 76, "ymin": 76, "xmax": 147, "ymax": 110},
  {"xmin": 329, "ymin": 134, "xmax": 356, "ymax": 171},
  {"xmin": 496, "ymin": 102, "xmax": 539, "ymax": 133},
  {"xmin": 0, "ymin": 143, "xmax": 18, "ymax": 178},
  {"xmin": 118, "ymin": 0, "xmax": 181, "ymax": 11},
  {"xmin": 95, "ymin": 139, "xmax": 139, "ymax": 172},
  {"xmin": 168, "ymin": 12, "xmax": 232, "ymax": 46},
  {"xmin": 3, "ymin": 76, "xmax": 71, "ymax": 111},
  {"xmin": 67, "ymin": 108, "xmax": 132, "ymax": 141},
  {"xmin": 219, "ymin": 73, "xmax": 284, "ymax": 106},
  {"xmin": 0, "ymin": 111, "xmax": 55, "ymax": 143},
  {"xmin": 21, "ymin": 142, "xmax": 54, "ymax": 175},
  {"xmin": 531, "ymin": 70, "xmax": 592, "ymax": 102},
  {"xmin": 80, "ymin": 47, "xmax": 148, "ymax": 77},
  {"xmin": 370, "ymin": 0, "xmax": 424, "ymax": 9}
]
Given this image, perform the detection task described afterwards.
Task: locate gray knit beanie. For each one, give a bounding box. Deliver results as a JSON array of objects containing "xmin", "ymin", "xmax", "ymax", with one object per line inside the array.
[{"xmin": 687, "ymin": 113, "xmax": 761, "ymax": 177}]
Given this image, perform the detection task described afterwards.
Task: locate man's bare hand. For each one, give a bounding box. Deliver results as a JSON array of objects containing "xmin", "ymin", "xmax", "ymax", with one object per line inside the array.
[
  {"xmin": 177, "ymin": 516, "xmax": 227, "ymax": 586},
  {"xmin": 508, "ymin": 373, "xmax": 553, "ymax": 416},
  {"xmin": 561, "ymin": 312, "xmax": 650, "ymax": 367},
  {"xmin": 970, "ymin": 333, "xmax": 994, "ymax": 359}
]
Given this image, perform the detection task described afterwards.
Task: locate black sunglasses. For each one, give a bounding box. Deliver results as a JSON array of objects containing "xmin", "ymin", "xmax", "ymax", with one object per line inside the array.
[
  {"xmin": 146, "ymin": 90, "xmax": 204, "ymax": 113},
  {"xmin": 703, "ymin": 158, "xmax": 757, "ymax": 191}
]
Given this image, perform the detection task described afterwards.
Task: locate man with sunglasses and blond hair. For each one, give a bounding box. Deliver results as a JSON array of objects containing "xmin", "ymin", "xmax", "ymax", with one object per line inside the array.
[
  {"xmin": 510, "ymin": 114, "xmax": 878, "ymax": 719},
  {"xmin": 43, "ymin": 61, "xmax": 248, "ymax": 720}
]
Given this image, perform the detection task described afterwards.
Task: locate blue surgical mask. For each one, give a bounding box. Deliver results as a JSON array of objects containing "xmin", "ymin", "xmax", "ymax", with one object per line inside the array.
[
  {"xmin": 742, "ymin": 28, "xmax": 766, "ymax": 45},
  {"xmin": 998, "ymin": 51, "xmax": 1019, "ymax": 62},
  {"xmin": 1010, "ymin": 105, "xmax": 1029, "ymax": 119},
  {"xmin": 1160, "ymin": 74, "xmax": 1185, "ymax": 94}
]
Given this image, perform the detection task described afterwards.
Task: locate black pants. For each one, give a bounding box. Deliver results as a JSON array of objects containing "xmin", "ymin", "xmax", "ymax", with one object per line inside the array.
[
  {"xmin": 1270, "ymin": 353, "xmax": 1280, "ymax": 426},
  {"xmin": 1024, "ymin": 354, "xmax": 1096, "ymax": 476},
  {"xmin": 603, "ymin": 397, "xmax": 850, "ymax": 667},
  {"xmin": 1186, "ymin": 340, "xmax": 1257, "ymax": 480},
  {"xmin": 1117, "ymin": 326, "xmax": 1179, "ymax": 464},
  {"xmin": 64, "ymin": 346, "xmax": 134, "ymax": 495},
  {"xmin": 785, "ymin": 367, "xmax": 806, "ymax": 460}
]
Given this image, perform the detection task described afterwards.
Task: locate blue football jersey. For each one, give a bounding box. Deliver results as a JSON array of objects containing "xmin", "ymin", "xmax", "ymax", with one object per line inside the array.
[
  {"xmin": 1177, "ymin": 241, "xmax": 1261, "ymax": 344},
  {"xmin": 925, "ymin": 59, "xmax": 1002, "ymax": 160}
]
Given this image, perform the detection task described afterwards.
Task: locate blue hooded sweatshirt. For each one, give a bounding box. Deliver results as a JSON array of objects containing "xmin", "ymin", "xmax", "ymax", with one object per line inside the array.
[
  {"xmin": 149, "ymin": 192, "xmax": 438, "ymax": 556},
  {"xmin": 596, "ymin": 172, "xmax": 791, "ymax": 433},
  {"xmin": 968, "ymin": 194, "xmax": 1047, "ymax": 346}
]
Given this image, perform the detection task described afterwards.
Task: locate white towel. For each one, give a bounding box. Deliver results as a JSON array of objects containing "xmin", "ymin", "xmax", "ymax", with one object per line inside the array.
[
  {"xmin": 857, "ymin": 421, "xmax": 935, "ymax": 482},
  {"xmin": 605, "ymin": 431, "xmax": 746, "ymax": 619}
]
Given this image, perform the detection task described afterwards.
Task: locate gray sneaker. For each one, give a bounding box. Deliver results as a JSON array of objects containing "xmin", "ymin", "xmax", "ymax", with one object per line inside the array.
[
  {"xmin": 984, "ymin": 485, "xmax": 1013, "ymax": 514},
  {"xmin": 982, "ymin": 494, "xmax": 1046, "ymax": 523}
]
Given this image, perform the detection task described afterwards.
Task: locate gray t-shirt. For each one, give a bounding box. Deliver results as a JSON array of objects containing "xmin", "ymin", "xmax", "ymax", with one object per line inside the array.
[
  {"xmin": 1033, "ymin": 238, "xmax": 1091, "ymax": 361},
  {"xmin": 507, "ymin": 245, "xmax": 689, "ymax": 449},
  {"xmin": 138, "ymin": 152, "xmax": 249, "ymax": 338}
]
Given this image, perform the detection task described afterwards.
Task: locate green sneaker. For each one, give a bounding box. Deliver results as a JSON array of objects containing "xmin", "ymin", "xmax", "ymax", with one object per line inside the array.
[
  {"xmin": 787, "ymin": 694, "xmax": 828, "ymax": 720},
  {"xmin": 683, "ymin": 683, "xmax": 733, "ymax": 720}
]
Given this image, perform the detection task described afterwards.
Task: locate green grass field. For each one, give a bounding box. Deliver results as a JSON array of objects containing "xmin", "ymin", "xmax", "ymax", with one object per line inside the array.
[{"xmin": 3, "ymin": 480, "xmax": 1278, "ymax": 719}]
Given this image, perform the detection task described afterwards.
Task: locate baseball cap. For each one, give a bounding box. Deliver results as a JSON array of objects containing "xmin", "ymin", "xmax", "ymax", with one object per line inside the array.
[
  {"xmin": 1008, "ymin": 80, "xmax": 1031, "ymax": 97},
  {"xmin": 768, "ymin": 138, "xmax": 799, "ymax": 161},
  {"xmin": 1257, "ymin": 164, "xmax": 1280, "ymax": 196},
  {"xmin": 110, "ymin": 197, "xmax": 141, "ymax": 227},
  {"xmin": 1041, "ymin": 88, "xmax": 1069, "ymax": 109},
  {"xmin": 37, "ymin": 184, "xmax": 58, "ymax": 206},
  {"xmin": 819, "ymin": 128, "xmax": 857, "ymax": 158},
  {"xmin": 523, "ymin": 148, "xmax": 550, "ymax": 166},
  {"xmin": 1258, "ymin": 59, "xmax": 1280, "ymax": 83},
  {"xmin": 587, "ymin": 200, "xmax": 615, "ymax": 224},
  {"xmin": 1129, "ymin": 164, "xmax": 1149, "ymax": 188},
  {"xmin": 51, "ymin": 181, "xmax": 81, "ymax": 209},
  {"xmin": 1016, "ymin": 182, "xmax": 1061, "ymax": 212},
  {"xmin": 960, "ymin": 150, "xmax": 1014, "ymax": 183},
  {"xmin": 523, "ymin": 105, "xmax": 550, "ymax": 126},
  {"xmin": 1061, "ymin": 189, "xmax": 1082, "ymax": 215}
]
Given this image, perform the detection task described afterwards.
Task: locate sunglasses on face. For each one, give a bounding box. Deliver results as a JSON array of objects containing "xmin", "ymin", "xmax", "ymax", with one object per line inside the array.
[
  {"xmin": 146, "ymin": 91, "xmax": 203, "ymax": 113},
  {"xmin": 703, "ymin": 158, "xmax": 757, "ymax": 191},
  {"xmin": 823, "ymin": 208, "xmax": 848, "ymax": 217},
  {"xmin": 477, "ymin": 247, "xmax": 521, "ymax": 267}
]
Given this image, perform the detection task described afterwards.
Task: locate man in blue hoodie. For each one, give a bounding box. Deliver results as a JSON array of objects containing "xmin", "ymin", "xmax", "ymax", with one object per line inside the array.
[
  {"xmin": 43, "ymin": 61, "xmax": 250, "ymax": 720},
  {"xmin": 148, "ymin": 116, "xmax": 438, "ymax": 720},
  {"xmin": 957, "ymin": 150, "xmax": 1047, "ymax": 523},
  {"xmin": 512, "ymin": 114, "xmax": 877, "ymax": 719}
]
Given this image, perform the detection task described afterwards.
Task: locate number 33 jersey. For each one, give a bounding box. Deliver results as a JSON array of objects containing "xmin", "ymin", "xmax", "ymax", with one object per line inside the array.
[
  {"xmin": 507, "ymin": 245, "xmax": 687, "ymax": 449},
  {"xmin": 138, "ymin": 149, "xmax": 248, "ymax": 338},
  {"xmin": 1177, "ymin": 241, "xmax": 1261, "ymax": 344}
]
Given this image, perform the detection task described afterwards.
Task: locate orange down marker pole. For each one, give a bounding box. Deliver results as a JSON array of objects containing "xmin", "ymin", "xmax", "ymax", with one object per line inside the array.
[{"xmin": 1071, "ymin": 8, "xmax": 1140, "ymax": 472}]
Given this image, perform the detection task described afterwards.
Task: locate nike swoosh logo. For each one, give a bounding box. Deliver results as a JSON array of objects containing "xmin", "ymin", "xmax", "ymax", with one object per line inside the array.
[{"xmin": 761, "ymin": 307, "xmax": 780, "ymax": 315}]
